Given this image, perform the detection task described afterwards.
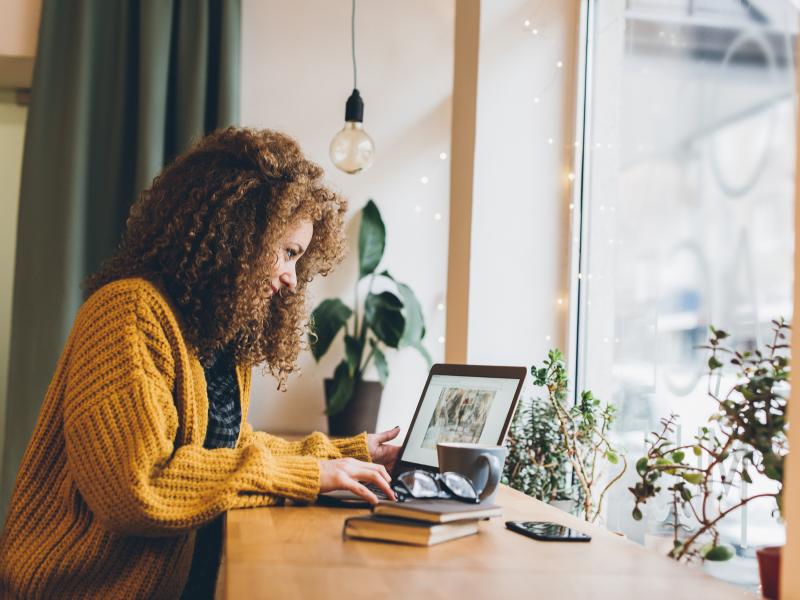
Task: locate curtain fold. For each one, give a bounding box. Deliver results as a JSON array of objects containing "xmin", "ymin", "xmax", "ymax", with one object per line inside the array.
[{"xmin": 1, "ymin": 0, "xmax": 241, "ymax": 517}]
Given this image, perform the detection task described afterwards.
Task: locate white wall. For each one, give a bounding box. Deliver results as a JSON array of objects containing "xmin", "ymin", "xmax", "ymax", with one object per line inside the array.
[
  {"xmin": 0, "ymin": 92, "xmax": 26, "ymax": 467},
  {"xmin": 241, "ymin": 0, "xmax": 455, "ymax": 434}
]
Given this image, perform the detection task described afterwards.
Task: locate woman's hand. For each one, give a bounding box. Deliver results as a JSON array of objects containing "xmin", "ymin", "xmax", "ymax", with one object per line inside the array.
[
  {"xmin": 318, "ymin": 457, "xmax": 396, "ymax": 504},
  {"xmin": 367, "ymin": 426, "xmax": 402, "ymax": 473}
]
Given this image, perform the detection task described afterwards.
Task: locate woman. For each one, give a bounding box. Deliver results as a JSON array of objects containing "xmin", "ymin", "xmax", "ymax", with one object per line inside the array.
[{"xmin": 0, "ymin": 128, "xmax": 401, "ymax": 599}]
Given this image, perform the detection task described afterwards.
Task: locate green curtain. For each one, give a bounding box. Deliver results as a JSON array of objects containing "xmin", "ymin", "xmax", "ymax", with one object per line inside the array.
[{"xmin": 1, "ymin": 0, "xmax": 241, "ymax": 517}]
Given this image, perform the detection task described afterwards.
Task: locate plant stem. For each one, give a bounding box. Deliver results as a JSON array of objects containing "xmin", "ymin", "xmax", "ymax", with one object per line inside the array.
[
  {"xmin": 674, "ymin": 492, "xmax": 777, "ymax": 561},
  {"xmin": 592, "ymin": 454, "xmax": 628, "ymax": 522},
  {"xmin": 353, "ymin": 279, "xmax": 360, "ymax": 341},
  {"xmin": 360, "ymin": 344, "xmax": 375, "ymax": 374}
]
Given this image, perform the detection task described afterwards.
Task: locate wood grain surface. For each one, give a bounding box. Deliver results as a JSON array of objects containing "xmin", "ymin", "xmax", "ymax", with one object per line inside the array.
[{"xmin": 221, "ymin": 485, "xmax": 751, "ymax": 599}]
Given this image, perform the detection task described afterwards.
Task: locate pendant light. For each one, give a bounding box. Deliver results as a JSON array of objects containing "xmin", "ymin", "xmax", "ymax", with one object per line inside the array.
[{"xmin": 329, "ymin": 0, "xmax": 375, "ymax": 174}]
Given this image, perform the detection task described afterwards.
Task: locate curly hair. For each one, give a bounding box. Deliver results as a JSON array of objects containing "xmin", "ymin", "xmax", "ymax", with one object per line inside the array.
[{"xmin": 85, "ymin": 127, "xmax": 347, "ymax": 388}]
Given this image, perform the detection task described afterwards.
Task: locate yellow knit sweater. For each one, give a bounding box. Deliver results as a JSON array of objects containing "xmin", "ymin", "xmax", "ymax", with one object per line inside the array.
[{"xmin": 0, "ymin": 278, "xmax": 370, "ymax": 599}]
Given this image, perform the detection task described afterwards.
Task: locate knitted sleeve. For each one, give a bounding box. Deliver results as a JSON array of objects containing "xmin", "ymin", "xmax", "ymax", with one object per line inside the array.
[
  {"xmin": 238, "ymin": 425, "xmax": 372, "ymax": 462},
  {"xmin": 62, "ymin": 284, "xmax": 321, "ymax": 538}
]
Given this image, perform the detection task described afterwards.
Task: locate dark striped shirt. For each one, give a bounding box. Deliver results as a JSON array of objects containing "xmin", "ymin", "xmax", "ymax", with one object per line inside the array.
[{"xmin": 203, "ymin": 348, "xmax": 242, "ymax": 449}]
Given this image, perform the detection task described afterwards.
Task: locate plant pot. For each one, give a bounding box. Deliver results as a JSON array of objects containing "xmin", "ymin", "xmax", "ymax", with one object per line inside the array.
[
  {"xmin": 325, "ymin": 379, "xmax": 382, "ymax": 437},
  {"xmin": 756, "ymin": 545, "xmax": 781, "ymax": 600}
]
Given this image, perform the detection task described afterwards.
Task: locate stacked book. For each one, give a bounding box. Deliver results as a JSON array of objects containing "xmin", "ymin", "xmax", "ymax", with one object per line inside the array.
[{"xmin": 343, "ymin": 499, "xmax": 502, "ymax": 546}]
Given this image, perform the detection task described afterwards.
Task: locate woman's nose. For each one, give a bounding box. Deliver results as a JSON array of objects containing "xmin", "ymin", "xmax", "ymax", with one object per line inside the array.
[{"xmin": 280, "ymin": 269, "xmax": 297, "ymax": 291}]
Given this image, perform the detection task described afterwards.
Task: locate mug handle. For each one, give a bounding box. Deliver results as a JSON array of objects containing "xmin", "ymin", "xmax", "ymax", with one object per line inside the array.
[{"xmin": 476, "ymin": 454, "xmax": 501, "ymax": 501}]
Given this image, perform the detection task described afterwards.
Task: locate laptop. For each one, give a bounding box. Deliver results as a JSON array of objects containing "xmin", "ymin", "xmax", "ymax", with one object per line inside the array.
[{"xmin": 319, "ymin": 363, "xmax": 527, "ymax": 504}]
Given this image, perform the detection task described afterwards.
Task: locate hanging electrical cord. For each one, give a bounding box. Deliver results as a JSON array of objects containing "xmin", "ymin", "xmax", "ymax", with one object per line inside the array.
[{"xmin": 351, "ymin": 0, "xmax": 358, "ymax": 90}]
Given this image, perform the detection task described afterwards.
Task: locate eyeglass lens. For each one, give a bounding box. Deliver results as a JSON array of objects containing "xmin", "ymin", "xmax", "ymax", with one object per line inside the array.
[
  {"xmin": 396, "ymin": 470, "xmax": 478, "ymax": 501},
  {"xmin": 397, "ymin": 471, "xmax": 439, "ymax": 497},
  {"xmin": 441, "ymin": 472, "xmax": 478, "ymax": 500}
]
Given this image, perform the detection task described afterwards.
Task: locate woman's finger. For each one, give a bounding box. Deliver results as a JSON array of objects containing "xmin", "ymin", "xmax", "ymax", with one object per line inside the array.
[
  {"xmin": 367, "ymin": 462, "xmax": 392, "ymax": 482},
  {"xmin": 359, "ymin": 468, "xmax": 396, "ymax": 501},
  {"xmin": 377, "ymin": 426, "xmax": 401, "ymax": 443},
  {"xmin": 353, "ymin": 459, "xmax": 392, "ymax": 482},
  {"xmin": 345, "ymin": 479, "xmax": 378, "ymax": 505}
]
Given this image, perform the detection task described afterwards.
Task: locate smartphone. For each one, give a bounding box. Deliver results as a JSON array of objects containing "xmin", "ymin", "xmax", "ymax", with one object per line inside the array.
[{"xmin": 505, "ymin": 521, "xmax": 591, "ymax": 542}]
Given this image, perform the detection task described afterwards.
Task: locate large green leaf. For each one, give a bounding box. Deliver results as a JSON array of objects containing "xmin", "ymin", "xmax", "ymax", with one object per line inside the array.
[
  {"xmin": 396, "ymin": 282, "xmax": 425, "ymax": 347},
  {"xmin": 364, "ymin": 291, "xmax": 405, "ymax": 348},
  {"xmin": 358, "ymin": 199, "xmax": 385, "ymax": 278},
  {"xmin": 309, "ymin": 299, "xmax": 352, "ymax": 361},
  {"xmin": 377, "ymin": 270, "xmax": 431, "ymax": 367},
  {"xmin": 326, "ymin": 360, "xmax": 355, "ymax": 416}
]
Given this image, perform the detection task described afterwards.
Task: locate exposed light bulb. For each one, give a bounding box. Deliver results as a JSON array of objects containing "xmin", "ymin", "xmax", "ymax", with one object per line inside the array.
[{"xmin": 330, "ymin": 89, "xmax": 375, "ymax": 174}]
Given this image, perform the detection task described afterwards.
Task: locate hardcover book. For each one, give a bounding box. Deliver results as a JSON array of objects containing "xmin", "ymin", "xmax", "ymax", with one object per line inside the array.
[
  {"xmin": 372, "ymin": 499, "xmax": 502, "ymax": 523},
  {"xmin": 343, "ymin": 515, "xmax": 479, "ymax": 546}
]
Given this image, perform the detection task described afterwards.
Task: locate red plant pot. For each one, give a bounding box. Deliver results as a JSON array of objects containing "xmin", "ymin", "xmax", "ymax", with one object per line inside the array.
[{"xmin": 756, "ymin": 545, "xmax": 782, "ymax": 600}]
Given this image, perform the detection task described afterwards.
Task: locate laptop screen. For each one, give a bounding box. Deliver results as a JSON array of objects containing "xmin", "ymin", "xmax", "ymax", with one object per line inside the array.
[{"xmin": 399, "ymin": 373, "xmax": 522, "ymax": 469}]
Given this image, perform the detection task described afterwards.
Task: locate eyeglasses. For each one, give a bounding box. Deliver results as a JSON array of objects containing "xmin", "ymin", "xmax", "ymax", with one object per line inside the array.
[{"xmin": 391, "ymin": 469, "xmax": 480, "ymax": 504}]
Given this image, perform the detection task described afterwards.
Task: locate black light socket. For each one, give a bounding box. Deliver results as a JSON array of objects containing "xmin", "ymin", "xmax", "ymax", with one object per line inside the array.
[{"xmin": 345, "ymin": 89, "xmax": 364, "ymax": 123}]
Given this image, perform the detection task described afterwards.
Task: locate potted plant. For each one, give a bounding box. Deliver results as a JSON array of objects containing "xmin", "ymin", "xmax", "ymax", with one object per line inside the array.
[
  {"xmin": 309, "ymin": 199, "xmax": 431, "ymax": 436},
  {"xmin": 503, "ymin": 349, "xmax": 627, "ymax": 522},
  {"xmin": 503, "ymin": 391, "xmax": 575, "ymax": 507},
  {"xmin": 629, "ymin": 319, "xmax": 789, "ymax": 597}
]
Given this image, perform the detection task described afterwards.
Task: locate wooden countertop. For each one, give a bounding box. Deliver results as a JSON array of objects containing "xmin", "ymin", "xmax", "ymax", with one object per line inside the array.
[{"xmin": 220, "ymin": 485, "xmax": 750, "ymax": 599}]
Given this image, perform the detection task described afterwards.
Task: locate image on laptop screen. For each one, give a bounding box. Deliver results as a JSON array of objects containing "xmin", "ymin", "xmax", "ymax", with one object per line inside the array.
[{"xmin": 400, "ymin": 373, "xmax": 521, "ymax": 469}]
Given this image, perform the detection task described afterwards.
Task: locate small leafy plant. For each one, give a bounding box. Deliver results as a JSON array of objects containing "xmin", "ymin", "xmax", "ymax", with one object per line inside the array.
[
  {"xmin": 629, "ymin": 319, "xmax": 790, "ymax": 563},
  {"xmin": 503, "ymin": 393, "xmax": 573, "ymax": 503},
  {"xmin": 504, "ymin": 349, "xmax": 627, "ymax": 522},
  {"xmin": 309, "ymin": 200, "xmax": 431, "ymax": 415}
]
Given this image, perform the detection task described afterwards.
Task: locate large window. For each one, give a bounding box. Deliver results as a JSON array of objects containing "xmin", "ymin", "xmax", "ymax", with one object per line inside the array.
[{"xmin": 572, "ymin": 0, "xmax": 796, "ymax": 589}]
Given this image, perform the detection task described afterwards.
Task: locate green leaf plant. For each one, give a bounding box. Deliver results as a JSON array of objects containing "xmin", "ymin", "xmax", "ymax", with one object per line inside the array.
[
  {"xmin": 503, "ymin": 349, "xmax": 627, "ymax": 522},
  {"xmin": 309, "ymin": 199, "xmax": 432, "ymax": 416},
  {"xmin": 629, "ymin": 318, "xmax": 790, "ymax": 563}
]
